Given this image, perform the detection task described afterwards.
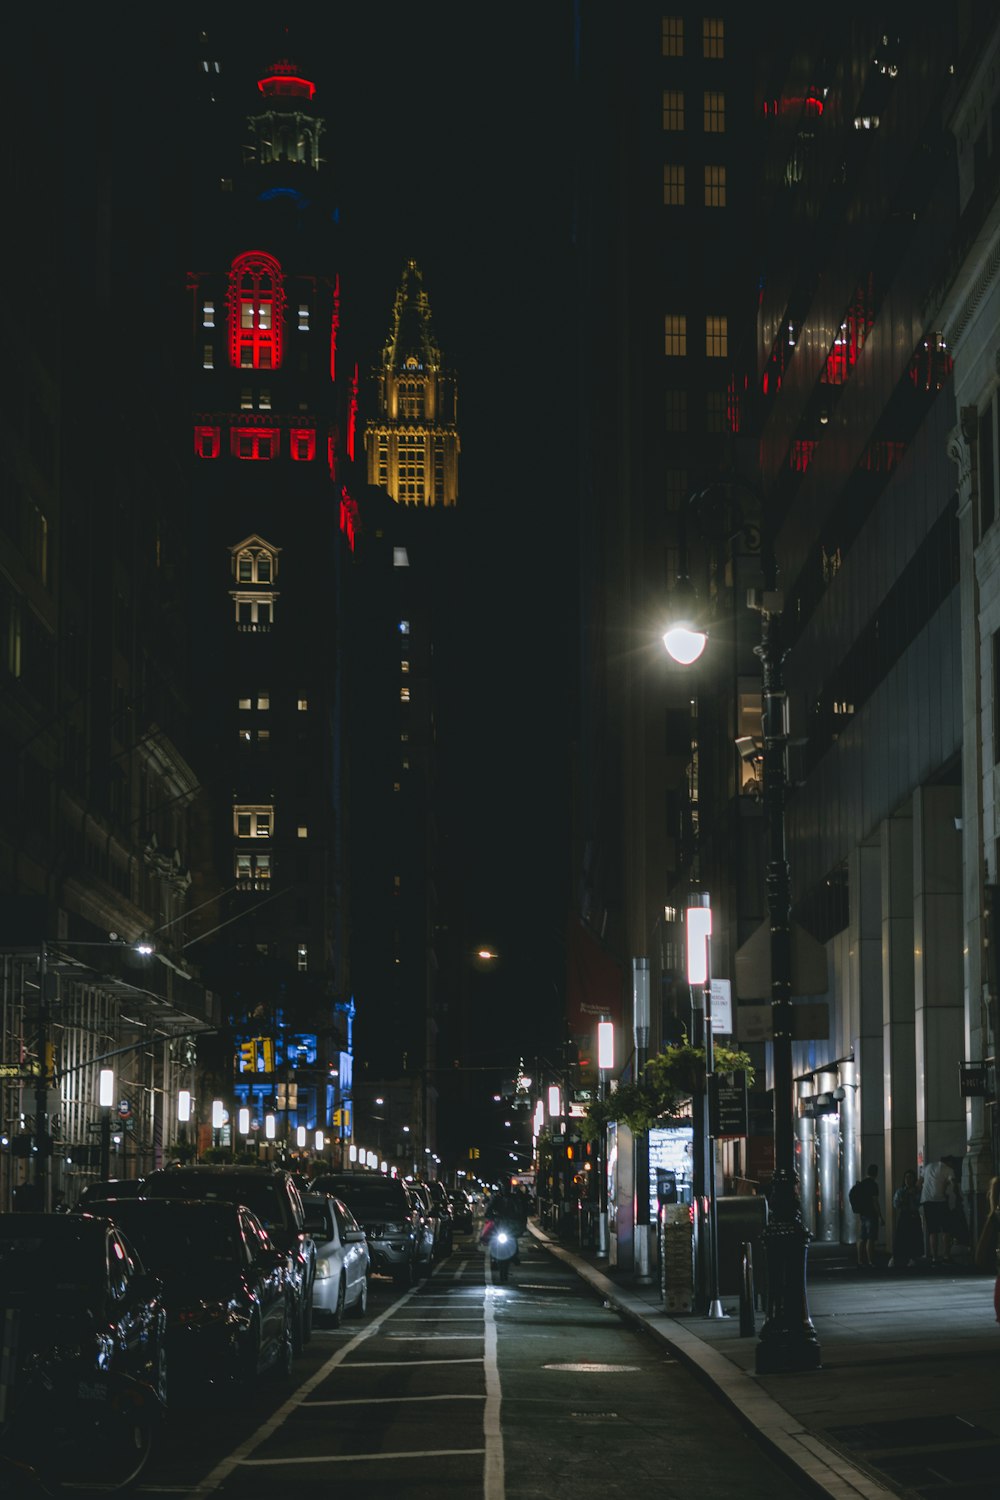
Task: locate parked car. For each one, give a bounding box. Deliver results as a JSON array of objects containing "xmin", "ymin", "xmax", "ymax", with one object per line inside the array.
[
  {"xmin": 426, "ymin": 1180, "xmax": 455, "ymax": 1254},
  {"xmin": 312, "ymin": 1172, "xmax": 431, "ymax": 1285},
  {"xmin": 407, "ymin": 1181, "xmax": 441, "ymax": 1260},
  {"xmin": 77, "ymin": 1177, "xmax": 146, "ymax": 1208},
  {"xmin": 0, "ymin": 1211, "xmax": 167, "ymax": 1396},
  {"xmin": 301, "ymin": 1192, "xmax": 371, "ymax": 1324},
  {"xmin": 0, "ymin": 1212, "xmax": 168, "ymax": 1492},
  {"xmin": 81, "ymin": 1197, "xmax": 294, "ymax": 1388},
  {"xmin": 448, "ymin": 1188, "xmax": 475, "ymax": 1233},
  {"xmin": 143, "ymin": 1165, "xmax": 316, "ymax": 1350}
]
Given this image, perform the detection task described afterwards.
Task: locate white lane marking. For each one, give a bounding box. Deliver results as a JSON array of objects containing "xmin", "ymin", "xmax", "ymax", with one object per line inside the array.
[
  {"xmin": 242, "ymin": 1447, "xmax": 485, "ymax": 1467},
  {"xmin": 188, "ymin": 1281, "xmax": 424, "ymax": 1496},
  {"xmin": 483, "ymin": 1269, "xmax": 504, "ymax": 1500},
  {"xmin": 303, "ymin": 1394, "xmax": 487, "ymax": 1407},
  {"xmin": 346, "ymin": 1357, "xmax": 482, "ymax": 1368},
  {"xmin": 385, "ymin": 1333, "xmax": 484, "ymax": 1340}
]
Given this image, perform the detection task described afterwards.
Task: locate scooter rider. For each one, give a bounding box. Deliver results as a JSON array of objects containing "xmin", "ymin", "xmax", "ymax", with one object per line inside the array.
[{"xmin": 484, "ymin": 1184, "xmax": 521, "ymax": 1263}]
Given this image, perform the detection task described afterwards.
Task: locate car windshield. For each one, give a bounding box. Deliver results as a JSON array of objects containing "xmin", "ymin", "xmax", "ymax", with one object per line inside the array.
[
  {"xmin": 147, "ymin": 1175, "xmax": 284, "ymax": 1230},
  {"xmin": 88, "ymin": 1205, "xmax": 239, "ymax": 1272},
  {"xmin": 0, "ymin": 1224, "xmax": 103, "ymax": 1299},
  {"xmin": 316, "ymin": 1179, "xmax": 407, "ymax": 1218}
]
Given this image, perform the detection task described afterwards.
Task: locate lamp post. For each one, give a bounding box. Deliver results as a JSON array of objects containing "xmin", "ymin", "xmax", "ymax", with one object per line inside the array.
[
  {"xmin": 99, "ymin": 1068, "xmax": 115, "ymax": 1180},
  {"xmin": 663, "ymin": 502, "xmax": 821, "ymax": 1371},
  {"xmin": 686, "ymin": 894, "xmax": 725, "ymax": 1318},
  {"xmin": 596, "ymin": 1020, "xmax": 614, "ymax": 1257}
]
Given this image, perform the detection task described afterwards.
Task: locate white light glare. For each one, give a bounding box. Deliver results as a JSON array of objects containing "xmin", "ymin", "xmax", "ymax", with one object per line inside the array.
[
  {"xmin": 238, "ymin": 1107, "xmax": 250, "ymax": 1135},
  {"xmin": 686, "ymin": 903, "xmax": 713, "ymax": 985},
  {"xmin": 212, "ymin": 1099, "xmax": 225, "ymax": 1129},
  {"xmin": 99, "ymin": 1069, "xmax": 115, "ymax": 1108},
  {"xmin": 598, "ymin": 1021, "xmax": 615, "ymax": 1071},
  {"xmin": 663, "ymin": 625, "xmax": 708, "ymax": 665},
  {"xmin": 177, "ymin": 1089, "xmax": 192, "ymax": 1123}
]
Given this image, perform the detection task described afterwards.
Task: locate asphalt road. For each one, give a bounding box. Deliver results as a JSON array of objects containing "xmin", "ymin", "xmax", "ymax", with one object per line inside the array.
[{"xmin": 138, "ymin": 1231, "xmax": 815, "ymax": 1498}]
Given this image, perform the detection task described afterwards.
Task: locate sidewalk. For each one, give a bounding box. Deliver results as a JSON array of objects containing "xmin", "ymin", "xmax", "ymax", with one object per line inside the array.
[{"xmin": 530, "ymin": 1224, "xmax": 999, "ymax": 1500}]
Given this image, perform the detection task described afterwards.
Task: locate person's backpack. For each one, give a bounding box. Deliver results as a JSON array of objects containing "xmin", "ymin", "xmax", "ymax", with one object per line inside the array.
[{"xmin": 848, "ymin": 1180, "xmax": 865, "ymax": 1213}]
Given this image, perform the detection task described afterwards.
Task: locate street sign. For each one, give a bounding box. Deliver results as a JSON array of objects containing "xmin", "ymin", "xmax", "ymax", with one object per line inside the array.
[
  {"xmin": 959, "ymin": 1061, "xmax": 989, "ymax": 1097},
  {"xmin": 709, "ymin": 1070, "xmax": 749, "ymax": 1137},
  {"xmin": 710, "ymin": 978, "xmax": 732, "ymax": 1034}
]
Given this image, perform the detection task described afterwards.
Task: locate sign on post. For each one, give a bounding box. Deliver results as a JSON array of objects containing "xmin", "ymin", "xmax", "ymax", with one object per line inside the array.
[{"xmin": 709, "ymin": 1070, "xmax": 749, "ymax": 1138}]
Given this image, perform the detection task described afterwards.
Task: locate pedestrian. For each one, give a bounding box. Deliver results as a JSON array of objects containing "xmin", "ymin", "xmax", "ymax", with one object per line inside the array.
[
  {"xmin": 850, "ymin": 1164, "xmax": 883, "ymax": 1267},
  {"xmin": 888, "ymin": 1169, "xmax": 923, "ymax": 1268},
  {"xmin": 919, "ymin": 1156, "xmax": 957, "ymax": 1265}
]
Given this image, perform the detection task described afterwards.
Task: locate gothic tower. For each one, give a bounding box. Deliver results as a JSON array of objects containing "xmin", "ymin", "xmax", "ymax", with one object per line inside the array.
[{"xmin": 364, "ymin": 261, "xmax": 460, "ymax": 507}]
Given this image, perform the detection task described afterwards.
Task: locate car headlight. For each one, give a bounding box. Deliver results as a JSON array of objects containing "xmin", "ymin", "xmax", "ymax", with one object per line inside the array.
[{"xmin": 315, "ymin": 1258, "xmax": 331, "ymax": 1280}]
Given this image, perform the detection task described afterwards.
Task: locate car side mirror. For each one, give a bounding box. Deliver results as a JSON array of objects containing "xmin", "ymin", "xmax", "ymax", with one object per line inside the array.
[{"xmin": 345, "ymin": 1228, "xmax": 367, "ymax": 1245}]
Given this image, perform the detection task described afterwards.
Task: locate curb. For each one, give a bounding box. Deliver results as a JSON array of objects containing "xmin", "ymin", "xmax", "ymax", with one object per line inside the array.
[{"xmin": 529, "ymin": 1223, "xmax": 896, "ymax": 1500}]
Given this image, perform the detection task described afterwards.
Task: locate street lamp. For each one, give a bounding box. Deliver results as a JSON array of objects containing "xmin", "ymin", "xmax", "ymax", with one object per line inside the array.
[
  {"xmin": 686, "ymin": 894, "xmax": 725, "ymax": 1319},
  {"xmin": 99, "ymin": 1068, "xmax": 115, "ymax": 1180},
  {"xmin": 596, "ymin": 1021, "xmax": 614, "ymax": 1257},
  {"xmin": 663, "ymin": 506, "xmax": 821, "ymax": 1372}
]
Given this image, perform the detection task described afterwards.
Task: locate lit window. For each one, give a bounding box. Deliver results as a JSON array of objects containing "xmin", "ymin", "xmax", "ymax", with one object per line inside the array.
[
  {"xmin": 228, "ymin": 251, "xmax": 284, "ymax": 370},
  {"xmin": 400, "ymin": 660, "xmax": 410, "ymax": 674},
  {"xmin": 203, "ymin": 345, "xmax": 214, "ymax": 369},
  {"xmin": 663, "ymin": 90, "xmax": 684, "ymax": 131},
  {"xmin": 297, "ymin": 825, "xmax": 308, "ymax": 839},
  {"xmin": 662, "ymin": 17, "xmax": 683, "ymax": 56},
  {"xmin": 231, "ymin": 428, "xmax": 279, "ymax": 460},
  {"xmin": 240, "ymin": 388, "xmax": 253, "ymax": 410},
  {"xmin": 257, "ymin": 694, "xmax": 270, "ymax": 710},
  {"xmin": 238, "ymin": 696, "xmax": 252, "ymax": 710},
  {"xmin": 203, "ymin": 301, "xmax": 215, "ymax": 328},
  {"xmin": 393, "ymin": 547, "xmax": 410, "ymax": 567},
  {"xmin": 704, "ymin": 91, "xmax": 725, "ymax": 133},
  {"xmin": 297, "ymin": 698, "xmax": 308, "ymax": 711},
  {"xmin": 663, "ymin": 164, "xmax": 685, "ymax": 206},
  {"xmin": 400, "ymin": 687, "xmax": 410, "ymax": 702},
  {"xmin": 706, "ymin": 316, "xmax": 728, "ymax": 358},
  {"xmin": 234, "ymin": 597, "xmax": 273, "ymax": 630},
  {"xmin": 297, "ymin": 944, "xmax": 308, "ymax": 972},
  {"xmin": 704, "ymin": 165, "xmax": 726, "ymax": 207},
  {"xmin": 703, "ymin": 18, "xmax": 724, "ymax": 58},
  {"xmin": 194, "ymin": 425, "xmax": 221, "ymax": 459},
  {"xmin": 255, "ymin": 854, "xmax": 271, "ymax": 880},
  {"xmin": 290, "ymin": 428, "xmax": 316, "ymax": 461},
  {"xmin": 400, "ymin": 732, "xmax": 409, "ymax": 742},
  {"xmin": 234, "ymin": 805, "xmax": 273, "ymax": 838},
  {"xmin": 259, "ymin": 389, "xmax": 271, "ymax": 411},
  {"xmin": 298, "ymin": 303, "xmax": 310, "ymax": 332},
  {"xmin": 664, "ymin": 314, "xmax": 687, "ymax": 357},
  {"xmin": 234, "ymin": 548, "xmax": 273, "ymax": 584}
]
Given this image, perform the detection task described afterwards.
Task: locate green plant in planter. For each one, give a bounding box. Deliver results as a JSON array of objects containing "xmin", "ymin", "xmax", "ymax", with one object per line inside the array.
[{"xmin": 583, "ymin": 1036, "xmax": 754, "ymax": 1137}]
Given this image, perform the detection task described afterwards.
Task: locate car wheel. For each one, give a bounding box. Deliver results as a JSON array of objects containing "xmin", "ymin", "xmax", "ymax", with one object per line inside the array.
[
  {"xmin": 351, "ymin": 1274, "xmax": 369, "ymax": 1318},
  {"xmin": 329, "ymin": 1274, "xmax": 347, "ymax": 1328},
  {"xmin": 271, "ymin": 1305, "xmax": 295, "ymax": 1382}
]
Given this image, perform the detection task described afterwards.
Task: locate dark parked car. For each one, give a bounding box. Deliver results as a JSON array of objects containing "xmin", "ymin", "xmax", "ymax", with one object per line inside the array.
[
  {"xmin": 448, "ymin": 1188, "xmax": 475, "ymax": 1233},
  {"xmin": 77, "ymin": 1177, "xmax": 146, "ymax": 1208},
  {"xmin": 83, "ymin": 1197, "xmax": 294, "ymax": 1389},
  {"xmin": 407, "ymin": 1181, "xmax": 441, "ymax": 1260},
  {"xmin": 426, "ymin": 1180, "xmax": 454, "ymax": 1255},
  {"xmin": 143, "ymin": 1165, "xmax": 316, "ymax": 1349},
  {"xmin": 0, "ymin": 1212, "xmax": 168, "ymax": 1491},
  {"xmin": 312, "ymin": 1173, "xmax": 431, "ymax": 1285}
]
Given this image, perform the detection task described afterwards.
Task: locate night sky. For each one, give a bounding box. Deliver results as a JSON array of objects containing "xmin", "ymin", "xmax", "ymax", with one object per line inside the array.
[{"xmin": 285, "ymin": 5, "xmax": 579, "ymax": 1061}]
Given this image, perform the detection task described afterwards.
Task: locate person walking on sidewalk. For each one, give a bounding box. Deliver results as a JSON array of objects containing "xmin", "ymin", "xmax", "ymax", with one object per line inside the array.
[
  {"xmin": 920, "ymin": 1156, "xmax": 957, "ymax": 1265},
  {"xmin": 889, "ymin": 1169, "xmax": 923, "ymax": 1269},
  {"xmin": 851, "ymin": 1164, "xmax": 883, "ymax": 1267}
]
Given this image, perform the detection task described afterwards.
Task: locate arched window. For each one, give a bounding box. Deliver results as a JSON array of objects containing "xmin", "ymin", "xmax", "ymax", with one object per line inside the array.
[{"xmin": 228, "ymin": 251, "xmax": 285, "ymax": 370}]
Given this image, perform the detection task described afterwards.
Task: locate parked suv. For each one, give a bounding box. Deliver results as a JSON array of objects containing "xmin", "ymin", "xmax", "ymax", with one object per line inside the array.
[
  {"xmin": 143, "ymin": 1165, "xmax": 316, "ymax": 1349},
  {"xmin": 312, "ymin": 1173, "xmax": 431, "ymax": 1286},
  {"xmin": 426, "ymin": 1180, "xmax": 454, "ymax": 1256}
]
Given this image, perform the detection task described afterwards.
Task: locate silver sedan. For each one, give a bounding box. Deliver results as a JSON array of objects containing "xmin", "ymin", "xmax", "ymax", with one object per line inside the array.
[{"xmin": 302, "ymin": 1193, "xmax": 371, "ymax": 1325}]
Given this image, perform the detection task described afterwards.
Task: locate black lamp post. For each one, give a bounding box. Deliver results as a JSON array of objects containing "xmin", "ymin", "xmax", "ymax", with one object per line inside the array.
[
  {"xmin": 663, "ymin": 482, "xmax": 821, "ymax": 1373},
  {"xmin": 751, "ymin": 588, "xmax": 821, "ymax": 1373}
]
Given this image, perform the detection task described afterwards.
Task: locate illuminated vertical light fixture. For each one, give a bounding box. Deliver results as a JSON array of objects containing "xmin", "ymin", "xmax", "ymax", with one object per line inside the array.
[
  {"xmin": 265, "ymin": 1113, "xmax": 276, "ymax": 1140},
  {"xmin": 99, "ymin": 1069, "xmax": 115, "ymax": 1108},
  {"xmin": 533, "ymin": 1098, "xmax": 545, "ymax": 1137},
  {"xmin": 547, "ymin": 1084, "xmax": 561, "ymax": 1119},
  {"xmin": 211, "ymin": 1099, "xmax": 225, "ymax": 1130},
  {"xmin": 686, "ymin": 891, "xmax": 725, "ymax": 1318},
  {"xmin": 296, "ymin": 1125, "xmax": 307, "ymax": 1148},
  {"xmin": 596, "ymin": 1021, "xmax": 614, "ymax": 1258},
  {"xmin": 99, "ymin": 1068, "xmax": 115, "ymax": 1179},
  {"xmin": 315, "ymin": 1130, "xmax": 325, "ymax": 1152},
  {"xmin": 238, "ymin": 1106, "xmax": 250, "ymax": 1136},
  {"xmin": 349, "ymin": 1143, "xmax": 357, "ymax": 1163},
  {"xmin": 177, "ymin": 1089, "xmax": 192, "ymax": 1123}
]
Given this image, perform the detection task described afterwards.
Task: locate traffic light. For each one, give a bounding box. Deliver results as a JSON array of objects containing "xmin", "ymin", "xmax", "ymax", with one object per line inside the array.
[
  {"xmin": 237, "ymin": 1040, "xmax": 255, "ymax": 1074},
  {"xmin": 260, "ymin": 1038, "xmax": 275, "ymax": 1074}
]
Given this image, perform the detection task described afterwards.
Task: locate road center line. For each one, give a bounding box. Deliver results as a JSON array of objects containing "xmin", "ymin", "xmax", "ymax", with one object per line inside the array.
[{"xmin": 483, "ymin": 1282, "xmax": 504, "ymax": 1500}]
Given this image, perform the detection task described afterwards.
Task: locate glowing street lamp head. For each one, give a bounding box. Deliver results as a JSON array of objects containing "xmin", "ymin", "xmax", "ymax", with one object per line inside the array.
[
  {"xmin": 663, "ymin": 624, "xmax": 708, "ymax": 665},
  {"xmin": 597, "ymin": 1020, "xmax": 615, "ymax": 1071},
  {"xmin": 177, "ymin": 1089, "xmax": 192, "ymax": 1123},
  {"xmin": 685, "ymin": 895, "xmax": 713, "ymax": 985},
  {"xmin": 211, "ymin": 1098, "xmax": 225, "ymax": 1130},
  {"xmin": 99, "ymin": 1069, "xmax": 115, "ymax": 1108}
]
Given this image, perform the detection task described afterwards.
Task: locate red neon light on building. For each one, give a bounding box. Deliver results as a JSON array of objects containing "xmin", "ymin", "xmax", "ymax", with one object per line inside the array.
[
  {"xmin": 257, "ymin": 74, "xmax": 316, "ymax": 100},
  {"xmin": 194, "ymin": 425, "xmax": 221, "ymax": 459},
  {"xmin": 327, "ymin": 431, "xmax": 339, "ymax": 481},
  {"xmin": 339, "ymin": 487, "xmax": 358, "ymax": 552},
  {"xmin": 347, "ymin": 364, "xmax": 359, "ymax": 462},
  {"xmin": 228, "ymin": 251, "xmax": 285, "ymax": 370},
  {"xmin": 290, "ymin": 428, "xmax": 316, "ymax": 461},
  {"xmin": 230, "ymin": 427, "xmax": 280, "ymax": 460},
  {"xmin": 789, "ymin": 439, "xmax": 817, "ymax": 472},
  {"xmin": 330, "ymin": 274, "xmax": 341, "ymax": 384}
]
